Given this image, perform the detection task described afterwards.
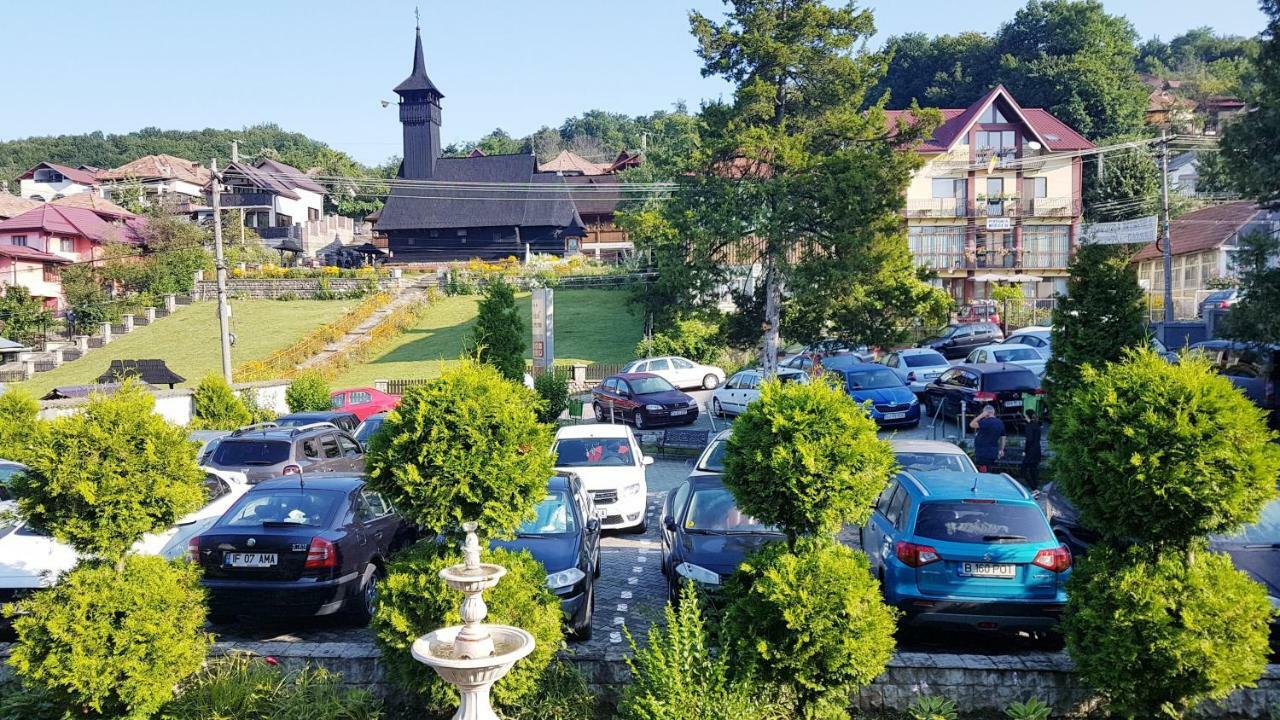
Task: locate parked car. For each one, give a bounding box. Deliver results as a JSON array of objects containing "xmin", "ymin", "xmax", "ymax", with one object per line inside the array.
[
  {"xmin": 879, "ymin": 348, "xmax": 952, "ymax": 394},
  {"xmin": 661, "ymin": 473, "xmax": 785, "ymax": 601},
  {"xmin": 0, "ymin": 459, "xmax": 25, "ymax": 501},
  {"xmin": 832, "ymin": 363, "xmax": 920, "ymax": 428},
  {"xmin": 2, "ymin": 468, "xmax": 249, "ymax": 619},
  {"xmin": 204, "ymin": 423, "xmax": 364, "ymax": 484},
  {"xmin": 591, "ymin": 373, "xmax": 699, "ymax": 429},
  {"xmin": 329, "ymin": 387, "xmax": 400, "ymax": 421},
  {"xmin": 491, "ymin": 474, "xmax": 600, "ymax": 640},
  {"xmin": 860, "ymin": 470, "xmax": 1070, "ymax": 636},
  {"xmin": 999, "ymin": 327, "xmax": 1052, "ymax": 359},
  {"xmin": 1199, "ymin": 288, "xmax": 1241, "ymax": 318},
  {"xmin": 791, "ymin": 340, "xmax": 876, "ymax": 363},
  {"xmin": 275, "ymin": 411, "xmax": 361, "ymax": 434},
  {"xmin": 711, "ymin": 368, "xmax": 807, "ymax": 417},
  {"xmin": 918, "ymin": 322, "xmax": 1005, "ymax": 360},
  {"xmin": 552, "ymin": 424, "xmax": 652, "ymax": 532},
  {"xmin": 922, "ymin": 364, "xmax": 1042, "ymax": 422},
  {"xmin": 689, "ymin": 428, "xmax": 731, "ymax": 480},
  {"xmin": 353, "ymin": 412, "xmax": 388, "ymax": 447},
  {"xmin": 621, "ymin": 356, "xmax": 725, "ymax": 390},
  {"xmin": 891, "ymin": 439, "xmax": 978, "ymax": 474},
  {"xmin": 191, "ymin": 475, "xmax": 414, "ymax": 623},
  {"xmin": 964, "ymin": 344, "xmax": 1047, "ymax": 377},
  {"xmin": 1189, "ymin": 340, "xmax": 1280, "ymax": 419}
]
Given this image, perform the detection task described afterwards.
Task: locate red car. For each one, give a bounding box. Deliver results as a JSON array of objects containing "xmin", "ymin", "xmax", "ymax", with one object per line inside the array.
[{"xmin": 330, "ymin": 387, "xmax": 400, "ymax": 421}]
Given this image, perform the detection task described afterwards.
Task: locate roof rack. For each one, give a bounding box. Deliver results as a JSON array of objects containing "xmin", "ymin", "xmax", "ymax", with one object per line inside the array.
[{"xmin": 230, "ymin": 422, "xmax": 280, "ymax": 437}]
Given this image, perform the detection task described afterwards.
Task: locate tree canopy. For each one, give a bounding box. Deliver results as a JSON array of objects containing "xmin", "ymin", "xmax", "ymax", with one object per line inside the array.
[{"xmin": 1222, "ymin": 0, "xmax": 1280, "ymax": 208}]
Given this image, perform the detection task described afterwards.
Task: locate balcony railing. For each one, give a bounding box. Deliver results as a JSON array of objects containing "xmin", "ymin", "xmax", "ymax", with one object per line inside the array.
[
  {"xmin": 909, "ymin": 251, "xmax": 1070, "ymax": 272},
  {"xmin": 905, "ymin": 198, "xmax": 965, "ymax": 218},
  {"xmin": 1020, "ymin": 197, "xmax": 1079, "ymax": 217},
  {"xmin": 908, "ymin": 197, "xmax": 1080, "ymax": 219},
  {"xmin": 218, "ymin": 192, "xmax": 274, "ymax": 208}
]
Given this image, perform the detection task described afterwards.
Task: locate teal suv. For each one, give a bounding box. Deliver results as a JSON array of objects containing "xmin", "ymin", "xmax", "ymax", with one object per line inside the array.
[{"xmin": 859, "ymin": 470, "xmax": 1071, "ymax": 637}]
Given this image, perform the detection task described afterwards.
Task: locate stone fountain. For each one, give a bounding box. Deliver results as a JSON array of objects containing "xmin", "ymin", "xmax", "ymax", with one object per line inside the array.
[{"xmin": 412, "ymin": 522, "xmax": 536, "ymax": 720}]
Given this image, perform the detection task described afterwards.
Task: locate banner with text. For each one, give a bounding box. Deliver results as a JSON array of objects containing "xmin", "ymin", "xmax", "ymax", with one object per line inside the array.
[{"xmin": 1079, "ymin": 215, "xmax": 1158, "ymax": 245}]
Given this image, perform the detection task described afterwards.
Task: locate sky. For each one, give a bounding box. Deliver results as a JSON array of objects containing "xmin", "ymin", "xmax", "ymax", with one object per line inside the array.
[{"xmin": 0, "ymin": 0, "xmax": 1267, "ymax": 166}]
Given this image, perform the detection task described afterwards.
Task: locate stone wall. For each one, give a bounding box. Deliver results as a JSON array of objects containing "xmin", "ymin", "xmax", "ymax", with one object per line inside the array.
[{"xmin": 191, "ymin": 278, "xmax": 400, "ymax": 301}]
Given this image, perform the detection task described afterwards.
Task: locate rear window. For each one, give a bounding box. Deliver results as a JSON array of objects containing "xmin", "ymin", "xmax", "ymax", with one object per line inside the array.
[
  {"xmin": 914, "ymin": 502, "xmax": 1054, "ymax": 544},
  {"xmin": 554, "ymin": 437, "xmax": 636, "ymax": 467},
  {"xmin": 844, "ymin": 369, "xmax": 902, "ymax": 390},
  {"xmin": 217, "ymin": 489, "xmax": 344, "ymax": 528},
  {"xmin": 991, "ymin": 347, "xmax": 1040, "ymax": 363},
  {"xmin": 697, "ymin": 439, "xmax": 728, "ymax": 472},
  {"xmin": 355, "ymin": 417, "xmax": 385, "ymax": 445},
  {"xmin": 903, "ymin": 352, "xmax": 947, "ymax": 368},
  {"xmin": 981, "ymin": 369, "xmax": 1040, "ymax": 391},
  {"xmin": 684, "ymin": 486, "xmax": 779, "ymax": 533},
  {"xmin": 211, "ymin": 440, "xmax": 291, "ymax": 466}
]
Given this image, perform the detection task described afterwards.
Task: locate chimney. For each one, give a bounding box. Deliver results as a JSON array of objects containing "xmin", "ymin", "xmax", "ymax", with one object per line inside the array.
[{"xmin": 231, "ymin": 140, "xmax": 239, "ymax": 164}]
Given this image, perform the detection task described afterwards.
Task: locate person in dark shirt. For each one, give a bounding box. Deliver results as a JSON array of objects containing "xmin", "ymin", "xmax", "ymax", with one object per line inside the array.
[
  {"xmin": 969, "ymin": 404, "xmax": 1006, "ymax": 472},
  {"xmin": 1020, "ymin": 409, "xmax": 1043, "ymax": 488}
]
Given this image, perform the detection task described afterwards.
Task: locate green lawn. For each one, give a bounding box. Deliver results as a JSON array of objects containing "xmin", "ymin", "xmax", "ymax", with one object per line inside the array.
[
  {"xmin": 19, "ymin": 299, "xmax": 360, "ymax": 396},
  {"xmin": 331, "ymin": 289, "xmax": 643, "ymax": 387}
]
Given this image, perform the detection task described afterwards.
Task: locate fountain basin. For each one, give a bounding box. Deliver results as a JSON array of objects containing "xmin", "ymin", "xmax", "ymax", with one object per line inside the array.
[
  {"xmin": 412, "ymin": 624, "xmax": 535, "ymax": 681},
  {"xmin": 439, "ymin": 562, "xmax": 508, "ymax": 593}
]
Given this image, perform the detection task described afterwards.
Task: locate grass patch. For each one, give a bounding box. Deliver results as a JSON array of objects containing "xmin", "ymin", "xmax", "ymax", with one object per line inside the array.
[
  {"xmin": 18, "ymin": 299, "xmax": 360, "ymax": 397},
  {"xmin": 331, "ymin": 289, "xmax": 642, "ymax": 387}
]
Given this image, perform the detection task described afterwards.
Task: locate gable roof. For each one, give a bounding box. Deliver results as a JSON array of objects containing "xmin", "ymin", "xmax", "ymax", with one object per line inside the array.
[
  {"xmin": 563, "ymin": 174, "xmax": 624, "ymax": 215},
  {"xmin": 538, "ymin": 150, "xmax": 611, "ymax": 176},
  {"xmin": 253, "ymin": 158, "xmax": 326, "ymax": 195},
  {"xmin": 376, "ymin": 153, "xmax": 583, "ymax": 232},
  {"xmin": 50, "ymin": 193, "xmax": 136, "ymax": 220},
  {"xmin": 1131, "ymin": 202, "xmax": 1266, "ymax": 262},
  {"xmin": 0, "ymin": 192, "xmax": 41, "ymax": 220},
  {"xmin": 17, "ymin": 162, "xmax": 100, "ymax": 185},
  {"xmin": 98, "ymin": 154, "xmax": 211, "ymax": 185},
  {"xmin": 394, "ymin": 27, "xmax": 443, "ymax": 96},
  {"xmin": 0, "ymin": 204, "xmax": 144, "ymax": 244},
  {"xmin": 884, "ymin": 85, "xmax": 1094, "ymax": 154},
  {"xmin": 0, "ymin": 244, "xmax": 71, "ymax": 264}
]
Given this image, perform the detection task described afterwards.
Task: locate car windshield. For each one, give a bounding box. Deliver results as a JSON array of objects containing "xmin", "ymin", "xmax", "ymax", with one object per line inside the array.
[
  {"xmin": 275, "ymin": 416, "xmax": 323, "ymax": 427},
  {"xmin": 218, "ymin": 489, "xmax": 342, "ymax": 528},
  {"xmin": 845, "ymin": 369, "xmax": 902, "ymax": 390},
  {"xmin": 554, "ymin": 437, "xmax": 636, "ymax": 467},
  {"xmin": 518, "ymin": 491, "xmax": 577, "ymax": 535},
  {"xmin": 1218, "ymin": 499, "xmax": 1280, "ymax": 544},
  {"xmin": 981, "ymin": 370, "xmax": 1040, "ymax": 391},
  {"xmin": 211, "ymin": 440, "xmax": 291, "ymax": 467},
  {"xmin": 903, "ymin": 352, "xmax": 948, "ymax": 368},
  {"xmin": 939, "ymin": 326, "xmax": 960, "ymax": 338},
  {"xmin": 355, "ymin": 417, "xmax": 385, "ymax": 445},
  {"xmin": 697, "ymin": 440, "xmax": 728, "ymax": 472},
  {"xmin": 895, "ymin": 451, "xmax": 977, "ymax": 474},
  {"xmin": 992, "ymin": 348, "xmax": 1040, "ymax": 362},
  {"xmin": 914, "ymin": 502, "xmax": 1054, "ymax": 544},
  {"xmin": 684, "ymin": 487, "xmax": 780, "ymax": 533},
  {"xmin": 629, "ymin": 376, "xmax": 676, "ymax": 394}
]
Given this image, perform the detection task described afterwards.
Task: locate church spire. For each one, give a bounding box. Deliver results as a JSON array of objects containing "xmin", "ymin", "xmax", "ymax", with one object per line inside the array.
[
  {"xmin": 395, "ymin": 22, "xmax": 443, "ymax": 179},
  {"xmin": 394, "ymin": 22, "xmax": 443, "ymax": 96}
]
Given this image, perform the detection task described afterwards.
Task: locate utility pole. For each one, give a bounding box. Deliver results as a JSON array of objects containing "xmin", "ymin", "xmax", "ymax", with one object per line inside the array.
[
  {"xmin": 1159, "ymin": 130, "xmax": 1174, "ymax": 324},
  {"xmin": 210, "ymin": 159, "xmax": 234, "ymax": 383}
]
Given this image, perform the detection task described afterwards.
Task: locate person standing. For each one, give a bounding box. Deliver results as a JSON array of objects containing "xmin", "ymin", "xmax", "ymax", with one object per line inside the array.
[
  {"xmin": 969, "ymin": 404, "xmax": 1006, "ymax": 472},
  {"xmin": 1020, "ymin": 409, "xmax": 1043, "ymax": 488}
]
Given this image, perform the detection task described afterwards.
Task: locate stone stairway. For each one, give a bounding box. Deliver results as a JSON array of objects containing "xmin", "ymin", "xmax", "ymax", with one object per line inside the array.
[{"xmin": 298, "ymin": 276, "xmax": 434, "ymax": 370}]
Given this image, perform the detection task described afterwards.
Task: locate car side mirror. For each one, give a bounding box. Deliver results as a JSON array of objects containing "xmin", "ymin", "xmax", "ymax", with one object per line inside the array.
[
  {"xmin": 586, "ymin": 518, "xmax": 600, "ymax": 532},
  {"xmin": 643, "ymin": 456, "xmax": 655, "ymax": 466},
  {"xmin": 663, "ymin": 517, "xmax": 677, "ymax": 532}
]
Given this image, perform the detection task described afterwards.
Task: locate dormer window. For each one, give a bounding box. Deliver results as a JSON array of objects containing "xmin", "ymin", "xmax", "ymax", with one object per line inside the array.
[{"xmin": 979, "ymin": 105, "xmax": 1008, "ymax": 124}]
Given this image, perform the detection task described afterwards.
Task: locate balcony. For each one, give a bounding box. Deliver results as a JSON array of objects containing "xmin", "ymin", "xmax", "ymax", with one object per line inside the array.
[
  {"xmin": 908, "ymin": 197, "xmax": 1080, "ymax": 220},
  {"xmin": 218, "ymin": 192, "xmax": 274, "ymax": 208},
  {"xmin": 256, "ymin": 226, "xmax": 300, "ymax": 240},
  {"xmin": 909, "ymin": 251, "xmax": 1070, "ymax": 272},
  {"xmin": 906, "ymin": 198, "xmax": 965, "ymax": 218},
  {"xmin": 1019, "ymin": 197, "xmax": 1079, "ymax": 218}
]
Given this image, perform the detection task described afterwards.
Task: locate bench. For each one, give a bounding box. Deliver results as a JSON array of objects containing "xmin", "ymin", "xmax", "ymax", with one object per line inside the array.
[{"xmin": 660, "ymin": 429, "xmax": 710, "ymax": 457}]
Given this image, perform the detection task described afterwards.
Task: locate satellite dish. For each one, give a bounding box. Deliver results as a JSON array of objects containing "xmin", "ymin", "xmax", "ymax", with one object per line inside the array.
[{"xmin": 1025, "ymin": 141, "xmax": 1043, "ymax": 151}]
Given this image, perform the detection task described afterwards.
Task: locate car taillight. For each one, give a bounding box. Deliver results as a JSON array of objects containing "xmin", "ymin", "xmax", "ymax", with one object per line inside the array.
[
  {"xmin": 1220, "ymin": 301, "xmax": 1230, "ymax": 309},
  {"xmin": 1032, "ymin": 544, "xmax": 1072, "ymax": 573},
  {"xmin": 895, "ymin": 541, "xmax": 940, "ymax": 568},
  {"xmin": 974, "ymin": 391, "xmax": 997, "ymax": 402},
  {"xmin": 187, "ymin": 537, "xmax": 200, "ymax": 564},
  {"xmin": 1033, "ymin": 388, "xmax": 1046, "ymax": 396},
  {"xmin": 304, "ymin": 537, "xmax": 337, "ymax": 570},
  {"xmin": 282, "ymin": 464, "xmax": 303, "ymax": 476}
]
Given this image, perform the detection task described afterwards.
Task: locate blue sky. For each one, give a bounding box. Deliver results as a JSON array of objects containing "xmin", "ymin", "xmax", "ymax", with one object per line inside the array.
[{"xmin": 0, "ymin": 0, "xmax": 1266, "ymax": 165}]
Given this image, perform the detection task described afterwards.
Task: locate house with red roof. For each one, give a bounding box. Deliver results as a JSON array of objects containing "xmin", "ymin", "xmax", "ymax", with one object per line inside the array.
[
  {"xmin": 886, "ymin": 85, "xmax": 1094, "ymax": 302},
  {"xmin": 16, "ymin": 162, "xmax": 102, "ymax": 201},
  {"xmin": 0, "ymin": 204, "xmax": 145, "ymax": 308}
]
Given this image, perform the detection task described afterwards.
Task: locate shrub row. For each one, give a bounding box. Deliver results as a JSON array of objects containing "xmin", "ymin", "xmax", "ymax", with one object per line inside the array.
[
  {"xmin": 303, "ymin": 298, "xmax": 430, "ymax": 381},
  {"xmin": 234, "ymin": 292, "xmax": 393, "ymax": 381}
]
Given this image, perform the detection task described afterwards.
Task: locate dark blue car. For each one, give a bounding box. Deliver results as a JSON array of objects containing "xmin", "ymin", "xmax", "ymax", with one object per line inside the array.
[
  {"xmin": 190, "ymin": 476, "xmax": 414, "ymax": 624},
  {"xmin": 835, "ymin": 363, "xmax": 921, "ymax": 428},
  {"xmin": 660, "ymin": 474, "xmax": 785, "ymax": 601},
  {"xmin": 492, "ymin": 474, "xmax": 601, "ymax": 640}
]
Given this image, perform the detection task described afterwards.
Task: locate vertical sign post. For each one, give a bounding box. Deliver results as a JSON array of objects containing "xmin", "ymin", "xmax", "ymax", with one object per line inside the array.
[{"xmin": 531, "ymin": 287, "xmax": 554, "ymax": 373}]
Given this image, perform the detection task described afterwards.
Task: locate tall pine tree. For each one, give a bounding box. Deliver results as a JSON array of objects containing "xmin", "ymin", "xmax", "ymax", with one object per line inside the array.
[
  {"xmin": 1222, "ymin": 0, "xmax": 1280, "ymax": 207},
  {"xmin": 467, "ymin": 279, "xmax": 526, "ymax": 382}
]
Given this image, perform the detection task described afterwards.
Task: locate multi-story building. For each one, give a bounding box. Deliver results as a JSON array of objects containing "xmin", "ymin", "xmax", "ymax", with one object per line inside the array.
[
  {"xmin": 16, "ymin": 162, "xmax": 102, "ymax": 201},
  {"xmin": 217, "ymin": 157, "xmax": 326, "ymax": 237},
  {"xmin": 0, "ymin": 205, "xmax": 144, "ymax": 308},
  {"xmin": 888, "ymin": 86, "xmax": 1094, "ymax": 302},
  {"xmin": 97, "ymin": 154, "xmax": 211, "ymax": 207}
]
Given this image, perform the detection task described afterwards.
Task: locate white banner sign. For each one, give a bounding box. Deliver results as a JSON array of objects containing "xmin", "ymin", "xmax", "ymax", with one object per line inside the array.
[
  {"xmin": 985, "ymin": 217, "xmax": 1012, "ymax": 230},
  {"xmin": 1079, "ymin": 215, "xmax": 1158, "ymax": 245}
]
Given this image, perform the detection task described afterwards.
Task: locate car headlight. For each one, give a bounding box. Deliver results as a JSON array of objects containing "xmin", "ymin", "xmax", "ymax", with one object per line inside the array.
[
  {"xmin": 545, "ymin": 567, "xmax": 586, "ymax": 591},
  {"xmin": 687, "ymin": 399, "xmax": 698, "ymax": 407},
  {"xmin": 645, "ymin": 404, "xmax": 663, "ymax": 411},
  {"xmin": 621, "ymin": 482, "xmax": 643, "ymax": 498},
  {"xmin": 908, "ymin": 395, "xmax": 919, "ymax": 405},
  {"xmin": 675, "ymin": 562, "xmax": 721, "ymax": 586}
]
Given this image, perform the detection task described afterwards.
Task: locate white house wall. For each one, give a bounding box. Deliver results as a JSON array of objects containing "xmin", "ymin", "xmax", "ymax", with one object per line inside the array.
[{"xmin": 19, "ymin": 179, "xmax": 96, "ymax": 200}]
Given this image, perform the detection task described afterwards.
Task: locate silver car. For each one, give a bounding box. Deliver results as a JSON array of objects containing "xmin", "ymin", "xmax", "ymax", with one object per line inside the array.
[{"xmin": 879, "ymin": 348, "xmax": 952, "ymax": 394}]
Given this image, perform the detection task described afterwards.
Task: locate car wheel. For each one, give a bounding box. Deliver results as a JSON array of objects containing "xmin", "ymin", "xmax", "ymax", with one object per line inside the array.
[
  {"xmin": 592, "ymin": 401, "xmax": 604, "ymax": 421},
  {"xmin": 712, "ymin": 398, "xmax": 724, "ymax": 417},
  {"xmin": 346, "ymin": 564, "xmax": 381, "ymax": 625},
  {"xmin": 627, "ymin": 516, "xmax": 648, "ymax": 534},
  {"xmin": 634, "ymin": 411, "xmax": 646, "ymax": 430},
  {"xmin": 569, "ymin": 582, "xmax": 594, "ymax": 642},
  {"xmin": 702, "ymin": 374, "xmax": 719, "ymax": 390}
]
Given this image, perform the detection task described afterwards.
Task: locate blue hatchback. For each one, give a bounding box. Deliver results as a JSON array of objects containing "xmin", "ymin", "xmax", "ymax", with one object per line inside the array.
[
  {"xmin": 859, "ymin": 471, "xmax": 1070, "ymax": 635},
  {"xmin": 835, "ymin": 363, "xmax": 921, "ymax": 428}
]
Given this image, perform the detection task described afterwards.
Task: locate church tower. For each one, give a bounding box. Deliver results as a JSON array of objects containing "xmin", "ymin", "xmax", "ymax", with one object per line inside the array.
[{"xmin": 394, "ymin": 23, "xmax": 443, "ymax": 179}]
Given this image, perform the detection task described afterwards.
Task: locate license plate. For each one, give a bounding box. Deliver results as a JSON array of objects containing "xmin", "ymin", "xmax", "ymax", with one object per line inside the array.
[
  {"xmin": 884, "ymin": 412, "xmax": 906, "ymax": 420},
  {"xmin": 960, "ymin": 562, "xmax": 1016, "ymax": 578},
  {"xmin": 594, "ymin": 508, "xmax": 609, "ymax": 519},
  {"xmin": 670, "ymin": 409, "xmax": 688, "ymax": 416},
  {"xmin": 224, "ymin": 552, "xmax": 277, "ymax": 568},
  {"xmin": 1004, "ymin": 400, "xmax": 1023, "ymax": 407}
]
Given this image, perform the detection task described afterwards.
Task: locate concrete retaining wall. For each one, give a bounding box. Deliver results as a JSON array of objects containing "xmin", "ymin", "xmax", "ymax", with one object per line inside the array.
[
  {"xmin": 191, "ymin": 278, "xmax": 400, "ymax": 301},
  {"xmin": 37, "ymin": 381, "xmax": 290, "ymax": 424}
]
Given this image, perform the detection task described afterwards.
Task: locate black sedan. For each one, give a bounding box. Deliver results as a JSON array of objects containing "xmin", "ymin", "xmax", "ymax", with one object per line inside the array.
[
  {"xmin": 922, "ymin": 363, "xmax": 1041, "ymax": 423},
  {"xmin": 274, "ymin": 411, "xmax": 361, "ymax": 434},
  {"xmin": 660, "ymin": 474, "xmax": 785, "ymax": 602},
  {"xmin": 492, "ymin": 474, "xmax": 601, "ymax": 640},
  {"xmin": 189, "ymin": 476, "xmax": 414, "ymax": 624},
  {"xmin": 591, "ymin": 372, "xmax": 699, "ymax": 430}
]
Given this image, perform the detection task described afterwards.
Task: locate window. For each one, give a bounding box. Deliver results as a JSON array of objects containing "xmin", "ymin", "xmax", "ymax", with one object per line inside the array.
[
  {"xmin": 980, "ymin": 369, "xmax": 1039, "ymax": 391},
  {"xmin": 903, "ymin": 351, "xmax": 948, "ymax": 367},
  {"xmin": 1031, "ymin": 177, "xmax": 1047, "ymax": 198},
  {"xmin": 648, "ymin": 359, "xmax": 670, "ymax": 371},
  {"xmin": 979, "ymin": 105, "xmax": 1008, "ymax": 124},
  {"xmin": 741, "ymin": 373, "xmax": 761, "ymax": 390},
  {"xmin": 881, "ymin": 353, "xmax": 898, "ymax": 368},
  {"xmin": 349, "ymin": 391, "xmax": 371, "ymax": 405},
  {"xmin": 1022, "ymin": 226, "xmax": 1070, "ymax": 269},
  {"xmin": 725, "ymin": 373, "xmax": 744, "ymax": 390},
  {"xmin": 671, "ymin": 482, "xmax": 692, "ymax": 521},
  {"xmin": 354, "ymin": 494, "xmax": 377, "ymax": 523},
  {"xmin": 907, "ymin": 226, "xmax": 964, "ymax": 269},
  {"xmin": 308, "ymin": 207, "xmax": 320, "ymax": 221},
  {"xmin": 884, "ymin": 486, "xmax": 909, "ymax": 528},
  {"xmin": 60, "ymin": 238, "xmax": 74, "ymax": 253},
  {"xmin": 975, "ymin": 131, "xmax": 1016, "ymax": 151},
  {"xmin": 602, "ymin": 378, "xmax": 619, "ymax": 393},
  {"xmin": 362, "ymin": 491, "xmax": 391, "ymax": 518},
  {"xmin": 43, "ymin": 264, "xmax": 58, "ymax": 282},
  {"xmin": 986, "ymin": 178, "xmax": 1004, "ymax": 197},
  {"xmin": 672, "ymin": 358, "xmax": 694, "ymax": 369},
  {"xmin": 338, "ymin": 435, "xmax": 360, "ymax": 457},
  {"xmin": 217, "ymin": 489, "xmax": 343, "ymax": 528},
  {"xmin": 302, "ymin": 440, "xmax": 319, "ymax": 459},
  {"xmin": 931, "ymin": 178, "xmax": 964, "ymax": 198},
  {"xmin": 518, "ymin": 490, "xmax": 578, "ymax": 534},
  {"xmin": 875, "ymin": 482, "xmax": 899, "ymax": 515},
  {"xmin": 555, "ymin": 437, "xmax": 637, "ymax": 467},
  {"xmin": 320, "ymin": 434, "xmax": 340, "ymax": 459},
  {"xmin": 914, "ymin": 502, "xmax": 1054, "ymax": 543},
  {"xmin": 203, "ymin": 473, "xmax": 231, "ymax": 502},
  {"xmin": 11, "ymin": 236, "xmax": 27, "ymax": 247},
  {"xmin": 211, "ymin": 440, "xmax": 291, "ymax": 465},
  {"xmin": 276, "ymin": 213, "xmax": 293, "ymax": 227}
]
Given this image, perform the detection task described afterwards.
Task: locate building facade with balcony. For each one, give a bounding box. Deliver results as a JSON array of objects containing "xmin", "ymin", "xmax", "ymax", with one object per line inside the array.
[
  {"xmin": 217, "ymin": 158, "xmax": 325, "ymax": 238},
  {"xmin": 0, "ymin": 205, "xmax": 144, "ymax": 308},
  {"xmin": 888, "ymin": 86, "xmax": 1093, "ymax": 302},
  {"xmin": 97, "ymin": 154, "xmax": 211, "ymax": 207}
]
